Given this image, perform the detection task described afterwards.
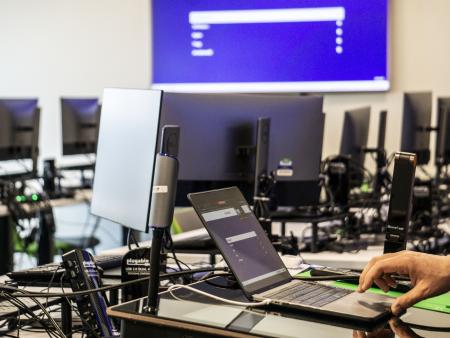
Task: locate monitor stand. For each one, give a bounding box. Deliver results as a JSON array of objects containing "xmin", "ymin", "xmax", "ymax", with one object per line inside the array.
[{"xmin": 0, "ymin": 214, "xmax": 14, "ymax": 275}]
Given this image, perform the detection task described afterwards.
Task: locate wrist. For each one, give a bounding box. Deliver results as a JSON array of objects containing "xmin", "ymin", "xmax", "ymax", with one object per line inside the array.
[
  {"xmin": 445, "ymin": 255, "xmax": 450, "ymax": 268},
  {"xmin": 442, "ymin": 256, "xmax": 450, "ymax": 285}
]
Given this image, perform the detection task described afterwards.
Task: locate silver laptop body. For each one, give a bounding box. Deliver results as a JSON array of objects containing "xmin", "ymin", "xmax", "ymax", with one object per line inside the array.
[{"xmin": 188, "ymin": 187, "xmax": 392, "ymax": 322}]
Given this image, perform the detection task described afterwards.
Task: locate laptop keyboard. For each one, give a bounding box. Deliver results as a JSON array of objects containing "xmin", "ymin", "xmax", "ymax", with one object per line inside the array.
[{"xmin": 264, "ymin": 281, "xmax": 352, "ymax": 308}]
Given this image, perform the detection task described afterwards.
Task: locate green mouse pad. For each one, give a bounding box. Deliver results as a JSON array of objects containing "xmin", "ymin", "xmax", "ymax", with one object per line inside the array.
[{"xmin": 295, "ymin": 271, "xmax": 450, "ymax": 314}]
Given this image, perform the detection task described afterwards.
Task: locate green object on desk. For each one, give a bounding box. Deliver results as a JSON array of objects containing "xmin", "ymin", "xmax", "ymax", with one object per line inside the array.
[
  {"xmin": 295, "ymin": 271, "xmax": 450, "ymax": 314},
  {"xmin": 360, "ymin": 182, "xmax": 371, "ymax": 193},
  {"xmin": 171, "ymin": 217, "xmax": 183, "ymax": 234},
  {"xmin": 14, "ymin": 231, "xmax": 77, "ymax": 256}
]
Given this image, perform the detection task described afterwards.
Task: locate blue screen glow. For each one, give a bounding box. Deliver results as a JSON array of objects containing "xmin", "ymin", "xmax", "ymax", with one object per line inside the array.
[{"xmin": 152, "ymin": 0, "xmax": 389, "ymax": 92}]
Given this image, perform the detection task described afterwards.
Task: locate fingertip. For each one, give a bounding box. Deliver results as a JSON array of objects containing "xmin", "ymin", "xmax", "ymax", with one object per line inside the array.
[
  {"xmin": 391, "ymin": 303, "xmax": 406, "ymax": 317},
  {"xmin": 357, "ymin": 284, "xmax": 367, "ymax": 293},
  {"xmin": 389, "ymin": 317, "xmax": 400, "ymax": 328}
]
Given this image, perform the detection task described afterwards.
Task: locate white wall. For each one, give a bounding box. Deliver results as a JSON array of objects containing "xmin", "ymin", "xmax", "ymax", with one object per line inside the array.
[
  {"xmin": 1, "ymin": 0, "xmax": 450, "ymax": 172},
  {"xmin": 0, "ymin": 0, "xmax": 151, "ymax": 163}
]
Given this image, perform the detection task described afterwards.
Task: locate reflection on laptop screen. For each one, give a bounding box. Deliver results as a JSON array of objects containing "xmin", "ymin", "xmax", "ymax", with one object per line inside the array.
[{"xmin": 189, "ymin": 187, "xmax": 291, "ymax": 295}]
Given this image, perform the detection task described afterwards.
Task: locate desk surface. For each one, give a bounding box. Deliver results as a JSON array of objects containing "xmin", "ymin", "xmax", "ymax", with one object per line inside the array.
[
  {"xmin": 301, "ymin": 246, "xmax": 383, "ymax": 270},
  {"xmin": 109, "ymin": 277, "xmax": 450, "ymax": 338},
  {"xmin": 102, "ymin": 227, "xmax": 382, "ymax": 271}
]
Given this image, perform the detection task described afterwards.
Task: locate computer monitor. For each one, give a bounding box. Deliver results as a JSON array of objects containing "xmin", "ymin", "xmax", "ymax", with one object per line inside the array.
[
  {"xmin": 339, "ymin": 106, "xmax": 371, "ymax": 187},
  {"xmin": 436, "ymin": 98, "xmax": 450, "ymax": 166},
  {"xmin": 159, "ymin": 93, "xmax": 325, "ymax": 207},
  {"xmin": 400, "ymin": 92, "xmax": 433, "ymax": 165},
  {"xmin": 254, "ymin": 118, "xmax": 270, "ymax": 198},
  {"xmin": 0, "ymin": 99, "xmax": 40, "ymax": 173},
  {"xmin": 373, "ymin": 110, "xmax": 388, "ymax": 195},
  {"xmin": 61, "ymin": 98, "xmax": 101, "ymax": 156},
  {"xmin": 377, "ymin": 110, "xmax": 387, "ymax": 151},
  {"xmin": 152, "ymin": 1, "xmax": 389, "ymax": 93},
  {"xmin": 91, "ymin": 89, "xmax": 162, "ymax": 232}
]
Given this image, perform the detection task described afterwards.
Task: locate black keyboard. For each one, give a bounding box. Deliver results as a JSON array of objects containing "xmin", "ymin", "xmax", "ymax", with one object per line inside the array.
[
  {"xmin": 94, "ymin": 254, "xmax": 125, "ymax": 270},
  {"xmin": 7, "ymin": 254, "xmax": 124, "ymax": 285},
  {"xmin": 265, "ymin": 281, "xmax": 352, "ymax": 308}
]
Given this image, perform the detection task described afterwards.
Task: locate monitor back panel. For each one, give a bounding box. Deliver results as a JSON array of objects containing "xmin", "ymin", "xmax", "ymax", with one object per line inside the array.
[
  {"xmin": 159, "ymin": 93, "xmax": 324, "ymax": 206},
  {"xmin": 400, "ymin": 92, "xmax": 432, "ymax": 165},
  {"xmin": 61, "ymin": 98, "xmax": 101, "ymax": 155},
  {"xmin": 91, "ymin": 89, "xmax": 162, "ymax": 232}
]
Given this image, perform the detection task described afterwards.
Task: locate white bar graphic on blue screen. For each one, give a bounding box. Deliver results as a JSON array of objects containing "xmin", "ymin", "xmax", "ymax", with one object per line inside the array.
[
  {"xmin": 202, "ymin": 208, "xmax": 237, "ymax": 222},
  {"xmin": 189, "ymin": 7, "xmax": 346, "ymax": 58},
  {"xmin": 189, "ymin": 7, "xmax": 345, "ymax": 25},
  {"xmin": 226, "ymin": 231, "xmax": 257, "ymax": 244},
  {"xmin": 192, "ymin": 49, "xmax": 214, "ymax": 57}
]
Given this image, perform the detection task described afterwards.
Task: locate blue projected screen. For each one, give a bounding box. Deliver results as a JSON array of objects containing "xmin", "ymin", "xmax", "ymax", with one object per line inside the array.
[{"xmin": 152, "ymin": 0, "xmax": 389, "ymax": 93}]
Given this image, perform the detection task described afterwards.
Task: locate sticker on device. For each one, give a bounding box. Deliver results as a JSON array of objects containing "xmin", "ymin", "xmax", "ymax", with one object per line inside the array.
[
  {"xmin": 153, "ymin": 185, "xmax": 168, "ymax": 193},
  {"xmin": 277, "ymin": 158, "xmax": 293, "ymax": 177},
  {"xmin": 276, "ymin": 169, "xmax": 293, "ymax": 177}
]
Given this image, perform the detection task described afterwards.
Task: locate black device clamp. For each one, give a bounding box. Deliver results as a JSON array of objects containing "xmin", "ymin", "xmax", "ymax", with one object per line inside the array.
[
  {"xmin": 146, "ymin": 152, "xmax": 179, "ymax": 314},
  {"xmin": 144, "ymin": 126, "xmax": 180, "ymax": 314},
  {"xmin": 383, "ymin": 152, "xmax": 417, "ymax": 254}
]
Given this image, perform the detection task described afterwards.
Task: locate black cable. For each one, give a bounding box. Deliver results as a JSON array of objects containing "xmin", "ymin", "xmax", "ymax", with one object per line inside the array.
[
  {"xmin": 203, "ymin": 273, "xmax": 239, "ymax": 289},
  {"xmin": 39, "ymin": 265, "xmax": 61, "ymax": 322},
  {"xmin": 0, "ymin": 293, "xmax": 59, "ymax": 338},
  {"xmin": 130, "ymin": 230, "xmax": 140, "ymax": 248},
  {"xmin": 347, "ymin": 157, "xmax": 374, "ymax": 185},
  {"xmin": 4, "ymin": 177, "xmax": 55, "ymax": 259},
  {"xmin": 1, "ymin": 267, "xmax": 227, "ymax": 298},
  {"xmin": 126, "ymin": 228, "xmax": 133, "ymax": 251},
  {"xmin": 1, "ymin": 333, "xmax": 18, "ymax": 338},
  {"xmin": 167, "ymin": 255, "xmax": 191, "ymax": 271},
  {"xmin": 0, "ymin": 319, "xmax": 10, "ymax": 329},
  {"xmin": 31, "ymin": 176, "xmax": 98, "ymax": 248},
  {"xmin": 126, "ymin": 228, "xmax": 140, "ymax": 250},
  {"xmin": 386, "ymin": 152, "xmax": 396, "ymax": 168},
  {"xmin": 164, "ymin": 229, "xmax": 191, "ymax": 273}
]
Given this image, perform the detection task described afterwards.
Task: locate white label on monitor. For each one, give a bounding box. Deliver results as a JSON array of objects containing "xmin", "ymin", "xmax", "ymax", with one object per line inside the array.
[
  {"xmin": 241, "ymin": 205, "xmax": 251, "ymax": 214},
  {"xmin": 153, "ymin": 185, "xmax": 168, "ymax": 193},
  {"xmin": 277, "ymin": 169, "xmax": 293, "ymax": 177}
]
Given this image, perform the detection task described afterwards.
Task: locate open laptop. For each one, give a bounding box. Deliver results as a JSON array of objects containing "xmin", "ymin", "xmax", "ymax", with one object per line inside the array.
[{"xmin": 188, "ymin": 187, "xmax": 392, "ymax": 322}]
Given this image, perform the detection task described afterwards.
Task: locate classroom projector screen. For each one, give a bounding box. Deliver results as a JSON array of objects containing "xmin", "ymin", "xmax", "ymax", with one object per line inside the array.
[{"xmin": 151, "ymin": 0, "xmax": 389, "ymax": 93}]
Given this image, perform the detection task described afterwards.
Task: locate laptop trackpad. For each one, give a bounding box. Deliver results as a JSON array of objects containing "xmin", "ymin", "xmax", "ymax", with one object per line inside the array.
[{"xmin": 323, "ymin": 292, "xmax": 392, "ymax": 319}]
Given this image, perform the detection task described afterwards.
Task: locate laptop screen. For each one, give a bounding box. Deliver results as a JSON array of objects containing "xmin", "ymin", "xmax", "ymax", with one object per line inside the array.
[{"xmin": 188, "ymin": 187, "xmax": 291, "ymax": 295}]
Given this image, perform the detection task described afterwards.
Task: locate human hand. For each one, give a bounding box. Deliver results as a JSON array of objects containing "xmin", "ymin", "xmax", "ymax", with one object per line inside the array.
[
  {"xmin": 352, "ymin": 327, "xmax": 393, "ymax": 338},
  {"xmin": 352, "ymin": 318, "xmax": 423, "ymax": 338},
  {"xmin": 357, "ymin": 251, "xmax": 450, "ymax": 315},
  {"xmin": 388, "ymin": 318, "xmax": 423, "ymax": 338}
]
